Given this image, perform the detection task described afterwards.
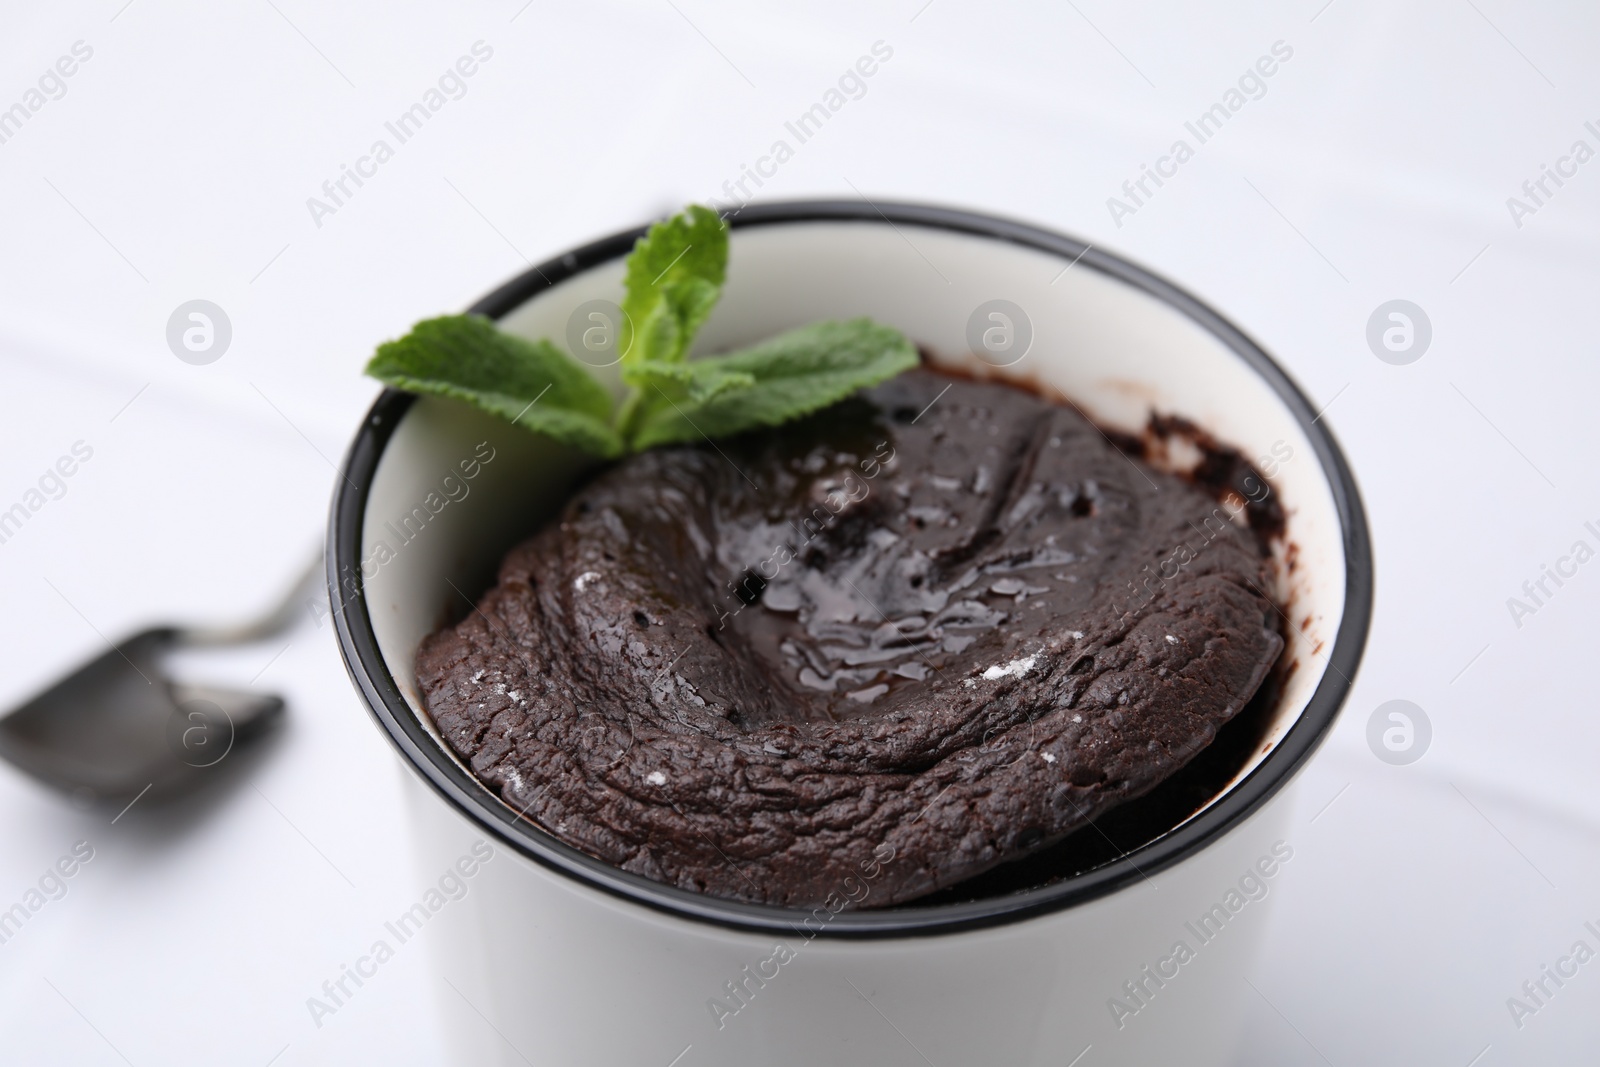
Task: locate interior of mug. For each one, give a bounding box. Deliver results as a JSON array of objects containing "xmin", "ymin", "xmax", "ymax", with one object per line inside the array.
[{"xmin": 357, "ymin": 214, "xmax": 1347, "ymax": 884}]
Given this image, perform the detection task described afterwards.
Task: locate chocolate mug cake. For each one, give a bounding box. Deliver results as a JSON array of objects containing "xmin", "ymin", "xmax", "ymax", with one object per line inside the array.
[{"xmin": 413, "ymin": 369, "xmax": 1284, "ymax": 908}]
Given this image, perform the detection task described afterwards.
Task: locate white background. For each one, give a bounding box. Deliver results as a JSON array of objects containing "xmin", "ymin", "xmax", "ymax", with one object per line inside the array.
[{"xmin": 2, "ymin": 1, "xmax": 1598, "ymax": 1064}]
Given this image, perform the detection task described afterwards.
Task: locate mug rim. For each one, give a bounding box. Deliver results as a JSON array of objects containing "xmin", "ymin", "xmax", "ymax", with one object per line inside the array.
[{"xmin": 328, "ymin": 199, "xmax": 1373, "ymax": 939}]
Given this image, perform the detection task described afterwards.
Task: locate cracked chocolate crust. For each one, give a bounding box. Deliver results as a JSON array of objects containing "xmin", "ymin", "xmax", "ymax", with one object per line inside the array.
[{"xmin": 416, "ymin": 369, "xmax": 1284, "ymax": 908}]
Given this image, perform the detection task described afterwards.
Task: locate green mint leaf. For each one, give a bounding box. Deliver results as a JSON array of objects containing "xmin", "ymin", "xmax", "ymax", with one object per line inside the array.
[
  {"xmin": 626, "ymin": 359, "xmax": 757, "ymax": 403},
  {"xmin": 366, "ymin": 314, "xmax": 624, "ymax": 458},
  {"xmin": 627, "ymin": 318, "xmax": 918, "ymax": 450},
  {"xmin": 620, "ymin": 205, "xmax": 727, "ymax": 373},
  {"xmin": 614, "ymin": 358, "xmax": 758, "ymax": 444}
]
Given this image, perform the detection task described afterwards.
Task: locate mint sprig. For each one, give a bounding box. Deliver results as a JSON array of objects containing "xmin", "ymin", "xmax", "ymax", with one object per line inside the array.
[{"xmin": 364, "ymin": 205, "xmax": 918, "ymax": 456}]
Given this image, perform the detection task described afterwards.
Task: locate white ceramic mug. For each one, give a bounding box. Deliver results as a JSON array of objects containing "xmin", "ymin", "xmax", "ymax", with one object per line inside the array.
[{"xmin": 329, "ymin": 202, "xmax": 1372, "ymax": 1066}]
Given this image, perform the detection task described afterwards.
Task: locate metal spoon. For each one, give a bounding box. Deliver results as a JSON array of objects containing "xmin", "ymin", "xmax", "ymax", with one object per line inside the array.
[{"xmin": 0, "ymin": 555, "xmax": 321, "ymax": 805}]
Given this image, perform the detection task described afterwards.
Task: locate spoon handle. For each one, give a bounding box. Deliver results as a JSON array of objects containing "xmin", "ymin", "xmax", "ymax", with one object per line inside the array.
[{"xmin": 175, "ymin": 548, "xmax": 324, "ymax": 648}]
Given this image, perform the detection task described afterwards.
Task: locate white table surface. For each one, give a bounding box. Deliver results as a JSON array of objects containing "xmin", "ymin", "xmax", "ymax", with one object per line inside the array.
[{"xmin": 2, "ymin": 2, "xmax": 1597, "ymax": 1064}]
